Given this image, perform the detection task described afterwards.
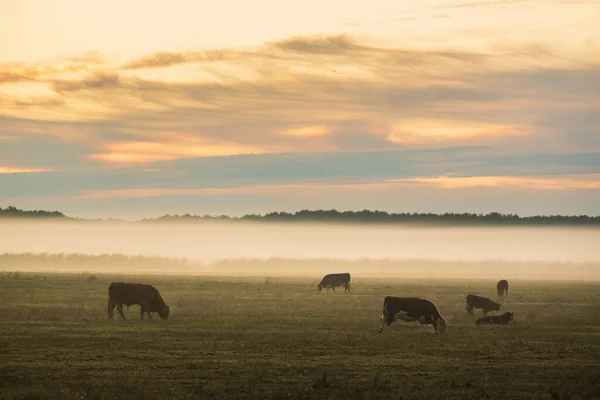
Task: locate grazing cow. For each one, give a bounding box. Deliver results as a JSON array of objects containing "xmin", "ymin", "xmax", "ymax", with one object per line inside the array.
[
  {"xmin": 466, "ymin": 294, "xmax": 501, "ymax": 317},
  {"xmin": 476, "ymin": 312, "xmax": 514, "ymax": 326},
  {"xmin": 378, "ymin": 296, "xmax": 447, "ymax": 334},
  {"xmin": 316, "ymin": 273, "xmax": 351, "ymax": 293},
  {"xmin": 497, "ymin": 279, "xmax": 509, "ymax": 297},
  {"xmin": 108, "ymin": 282, "xmax": 170, "ymax": 320}
]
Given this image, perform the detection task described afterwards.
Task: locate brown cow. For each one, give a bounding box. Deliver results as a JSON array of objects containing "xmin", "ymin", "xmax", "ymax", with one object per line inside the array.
[
  {"xmin": 108, "ymin": 282, "xmax": 170, "ymax": 320},
  {"xmin": 476, "ymin": 312, "xmax": 514, "ymax": 326},
  {"xmin": 466, "ymin": 294, "xmax": 501, "ymax": 317},
  {"xmin": 497, "ymin": 280, "xmax": 509, "ymax": 297},
  {"xmin": 379, "ymin": 296, "xmax": 447, "ymax": 334},
  {"xmin": 317, "ymin": 273, "xmax": 351, "ymax": 293}
]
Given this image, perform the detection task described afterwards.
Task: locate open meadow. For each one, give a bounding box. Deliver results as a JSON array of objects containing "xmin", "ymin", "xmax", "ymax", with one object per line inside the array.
[{"xmin": 1, "ymin": 269, "xmax": 599, "ymax": 400}]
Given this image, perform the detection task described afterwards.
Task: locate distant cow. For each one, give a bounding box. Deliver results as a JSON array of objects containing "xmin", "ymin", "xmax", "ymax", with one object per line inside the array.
[
  {"xmin": 476, "ymin": 312, "xmax": 514, "ymax": 326},
  {"xmin": 497, "ymin": 280, "xmax": 509, "ymax": 297},
  {"xmin": 317, "ymin": 273, "xmax": 351, "ymax": 293},
  {"xmin": 379, "ymin": 296, "xmax": 447, "ymax": 334},
  {"xmin": 466, "ymin": 294, "xmax": 501, "ymax": 317},
  {"xmin": 108, "ymin": 282, "xmax": 170, "ymax": 320}
]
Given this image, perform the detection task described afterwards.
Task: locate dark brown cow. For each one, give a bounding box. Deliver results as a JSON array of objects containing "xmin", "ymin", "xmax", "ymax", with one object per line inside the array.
[
  {"xmin": 379, "ymin": 296, "xmax": 447, "ymax": 334},
  {"xmin": 317, "ymin": 273, "xmax": 351, "ymax": 293},
  {"xmin": 108, "ymin": 282, "xmax": 170, "ymax": 320},
  {"xmin": 476, "ymin": 312, "xmax": 514, "ymax": 326},
  {"xmin": 497, "ymin": 279, "xmax": 509, "ymax": 297},
  {"xmin": 466, "ymin": 294, "xmax": 501, "ymax": 317}
]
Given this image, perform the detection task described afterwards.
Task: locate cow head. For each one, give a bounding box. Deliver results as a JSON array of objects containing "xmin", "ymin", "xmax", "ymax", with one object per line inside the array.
[
  {"xmin": 495, "ymin": 302, "xmax": 502, "ymax": 311},
  {"xmin": 316, "ymin": 284, "xmax": 323, "ymax": 293},
  {"xmin": 436, "ymin": 317, "xmax": 448, "ymax": 334},
  {"xmin": 158, "ymin": 305, "xmax": 170, "ymax": 320},
  {"xmin": 506, "ymin": 312, "xmax": 514, "ymax": 321}
]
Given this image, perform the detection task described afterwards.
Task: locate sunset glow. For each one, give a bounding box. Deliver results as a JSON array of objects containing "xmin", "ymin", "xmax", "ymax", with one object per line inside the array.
[{"xmin": 1, "ymin": 0, "xmax": 599, "ymax": 217}]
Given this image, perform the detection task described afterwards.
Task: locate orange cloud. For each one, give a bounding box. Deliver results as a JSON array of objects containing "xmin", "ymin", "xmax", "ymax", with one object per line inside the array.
[
  {"xmin": 87, "ymin": 139, "xmax": 273, "ymax": 164},
  {"xmin": 75, "ymin": 173, "xmax": 600, "ymax": 200},
  {"xmin": 386, "ymin": 119, "xmax": 530, "ymax": 144},
  {"xmin": 0, "ymin": 166, "xmax": 55, "ymax": 174},
  {"xmin": 395, "ymin": 174, "xmax": 600, "ymax": 189},
  {"xmin": 278, "ymin": 125, "xmax": 332, "ymax": 137}
]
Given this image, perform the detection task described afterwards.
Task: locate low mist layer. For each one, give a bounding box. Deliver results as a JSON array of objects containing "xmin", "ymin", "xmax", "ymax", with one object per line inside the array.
[
  {"xmin": 1, "ymin": 221, "xmax": 599, "ymax": 281},
  {"xmin": 2, "ymin": 253, "xmax": 599, "ymax": 281},
  {"xmin": 1, "ymin": 221, "xmax": 598, "ymax": 263}
]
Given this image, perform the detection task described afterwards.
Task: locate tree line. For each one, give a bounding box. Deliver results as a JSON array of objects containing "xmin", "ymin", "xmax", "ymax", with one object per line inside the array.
[{"xmin": 1, "ymin": 205, "xmax": 599, "ymax": 225}]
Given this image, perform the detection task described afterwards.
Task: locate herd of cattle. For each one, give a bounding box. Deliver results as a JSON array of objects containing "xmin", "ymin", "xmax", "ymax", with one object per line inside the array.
[{"xmin": 107, "ymin": 274, "xmax": 513, "ymax": 334}]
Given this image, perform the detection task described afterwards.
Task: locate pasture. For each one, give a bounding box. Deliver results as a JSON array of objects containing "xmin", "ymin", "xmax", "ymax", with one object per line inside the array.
[{"xmin": 1, "ymin": 272, "xmax": 599, "ymax": 400}]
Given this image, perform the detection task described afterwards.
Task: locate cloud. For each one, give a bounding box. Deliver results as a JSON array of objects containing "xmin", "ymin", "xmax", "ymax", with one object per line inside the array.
[
  {"xmin": 0, "ymin": 52, "xmax": 106, "ymax": 84},
  {"xmin": 87, "ymin": 137, "xmax": 275, "ymax": 164},
  {"xmin": 1, "ymin": 33, "xmax": 599, "ymax": 170},
  {"xmin": 65, "ymin": 172, "xmax": 600, "ymax": 201},
  {"xmin": 0, "ymin": 166, "xmax": 55, "ymax": 174},
  {"xmin": 431, "ymin": 0, "xmax": 546, "ymax": 10},
  {"xmin": 278, "ymin": 125, "xmax": 332, "ymax": 137},
  {"xmin": 397, "ymin": 174, "xmax": 600, "ymax": 189}
]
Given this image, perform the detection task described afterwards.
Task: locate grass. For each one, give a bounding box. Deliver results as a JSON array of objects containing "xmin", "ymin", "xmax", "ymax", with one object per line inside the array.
[{"xmin": 0, "ymin": 272, "xmax": 599, "ymax": 399}]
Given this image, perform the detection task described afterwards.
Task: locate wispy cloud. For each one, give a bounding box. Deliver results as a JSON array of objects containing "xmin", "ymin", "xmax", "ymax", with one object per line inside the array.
[
  {"xmin": 0, "ymin": 166, "xmax": 55, "ymax": 174},
  {"xmin": 74, "ymin": 173, "xmax": 600, "ymax": 200},
  {"xmin": 2, "ymin": 33, "xmax": 598, "ymax": 165}
]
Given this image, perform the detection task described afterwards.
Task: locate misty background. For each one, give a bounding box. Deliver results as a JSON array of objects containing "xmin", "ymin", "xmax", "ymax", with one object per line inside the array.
[{"xmin": 2, "ymin": 221, "xmax": 599, "ymax": 281}]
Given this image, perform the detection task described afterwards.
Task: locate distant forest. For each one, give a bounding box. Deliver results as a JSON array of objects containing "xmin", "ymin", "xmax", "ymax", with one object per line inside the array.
[{"xmin": 1, "ymin": 205, "xmax": 599, "ymax": 226}]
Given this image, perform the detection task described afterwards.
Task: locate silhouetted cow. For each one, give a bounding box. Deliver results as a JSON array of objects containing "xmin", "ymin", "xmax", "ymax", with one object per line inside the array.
[
  {"xmin": 108, "ymin": 282, "xmax": 170, "ymax": 320},
  {"xmin": 379, "ymin": 296, "xmax": 447, "ymax": 334},
  {"xmin": 497, "ymin": 279, "xmax": 509, "ymax": 297},
  {"xmin": 476, "ymin": 312, "xmax": 514, "ymax": 326},
  {"xmin": 466, "ymin": 294, "xmax": 501, "ymax": 317},
  {"xmin": 317, "ymin": 273, "xmax": 351, "ymax": 293}
]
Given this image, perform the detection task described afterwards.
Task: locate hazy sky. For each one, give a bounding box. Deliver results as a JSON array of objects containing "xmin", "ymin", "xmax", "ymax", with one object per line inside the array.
[{"xmin": 1, "ymin": 0, "xmax": 599, "ymax": 219}]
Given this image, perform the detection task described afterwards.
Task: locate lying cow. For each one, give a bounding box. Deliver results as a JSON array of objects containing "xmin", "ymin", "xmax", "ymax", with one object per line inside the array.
[
  {"xmin": 496, "ymin": 279, "xmax": 509, "ymax": 297},
  {"xmin": 378, "ymin": 296, "xmax": 447, "ymax": 334},
  {"xmin": 317, "ymin": 273, "xmax": 351, "ymax": 293},
  {"xmin": 476, "ymin": 312, "xmax": 514, "ymax": 326},
  {"xmin": 108, "ymin": 282, "xmax": 170, "ymax": 320},
  {"xmin": 466, "ymin": 294, "xmax": 501, "ymax": 317}
]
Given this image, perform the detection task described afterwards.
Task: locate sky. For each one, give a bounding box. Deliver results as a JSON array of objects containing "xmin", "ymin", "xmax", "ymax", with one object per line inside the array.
[{"xmin": 1, "ymin": 0, "xmax": 599, "ymax": 219}]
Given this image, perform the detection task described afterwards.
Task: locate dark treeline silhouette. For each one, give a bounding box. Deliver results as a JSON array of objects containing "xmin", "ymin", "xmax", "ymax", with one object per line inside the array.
[
  {"xmin": 0, "ymin": 206, "xmax": 67, "ymax": 219},
  {"xmin": 1, "ymin": 205, "xmax": 599, "ymax": 226}
]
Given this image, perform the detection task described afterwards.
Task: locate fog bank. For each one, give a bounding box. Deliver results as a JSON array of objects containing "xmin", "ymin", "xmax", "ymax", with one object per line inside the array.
[{"xmin": 1, "ymin": 221, "xmax": 598, "ymax": 263}]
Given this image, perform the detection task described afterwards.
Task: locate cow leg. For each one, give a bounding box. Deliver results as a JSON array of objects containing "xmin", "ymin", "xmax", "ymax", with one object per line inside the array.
[
  {"xmin": 108, "ymin": 299, "xmax": 115, "ymax": 319},
  {"xmin": 378, "ymin": 313, "xmax": 387, "ymax": 333},
  {"xmin": 143, "ymin": 303, "xmax": 153, "ymax": 320},
  {"xmin": 116, "ymin": 303, "xmax": 126, "ymax": 319},
  {"xmin": 332, "ymin": 286, "xmax": 336, "ymax": 293},
  {"xmin": 140, "ymin": 306, "xmax": 145, "ymax": 320}
]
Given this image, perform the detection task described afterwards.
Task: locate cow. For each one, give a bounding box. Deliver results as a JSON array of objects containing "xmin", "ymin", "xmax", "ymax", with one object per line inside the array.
[
  {"xmin": 107, "ymin": 282, "xmax": 170, "ymax": 320},
  {"xmin": 497, "ymin": 279, "xmax": 509, "ymax": 297},
  {"xmin": 378, "ymin": 296, "xmax": 447, "ymax": 334},
  {"xmin": 316, "ymin": 273, "xmax": 351, "ymax": 293},
  {"xmin": 476, "ymin": 312, "xmax": 514, "ymax": 326},
  {"xmin": 466, "ymin": 294, "xmax": 501, "ymax": 317}
]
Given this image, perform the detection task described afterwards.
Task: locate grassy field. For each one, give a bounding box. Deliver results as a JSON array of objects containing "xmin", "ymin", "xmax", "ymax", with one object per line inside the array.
[{"xmin": 1, "ymin": 272, "xmax": 599, "ymax": 400}]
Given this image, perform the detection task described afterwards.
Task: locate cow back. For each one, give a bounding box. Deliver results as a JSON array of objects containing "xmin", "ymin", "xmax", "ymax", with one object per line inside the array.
[
  {"xmin": 319, "ymin": 273, "xmax": 350, "ymax": 286},
  {"xmin": 109, "ymin": 282, "xmax": 163, "ymax": 308},
  {"xmin": 466, "ymin": 294, "xmax": 501, "ymax": 310}
]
